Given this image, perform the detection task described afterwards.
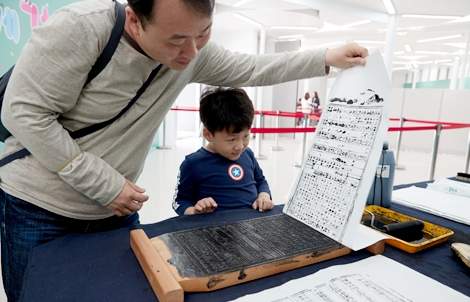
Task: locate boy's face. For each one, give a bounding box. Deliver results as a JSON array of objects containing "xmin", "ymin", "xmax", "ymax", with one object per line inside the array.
[{"xmin": 203, "ymin": 128, "xmax": 251, "ymax": 161}]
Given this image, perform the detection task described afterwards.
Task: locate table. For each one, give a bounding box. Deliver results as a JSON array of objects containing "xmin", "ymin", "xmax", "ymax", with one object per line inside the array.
[{"xmin": 20, "ymin": 180, "xmax": 470, "ymax": 301}]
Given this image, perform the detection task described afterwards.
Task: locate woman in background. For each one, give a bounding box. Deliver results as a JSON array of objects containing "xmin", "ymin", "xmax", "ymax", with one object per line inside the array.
[{"xmin": 311, "ymin": 91, "xmax": 320, "ymax": 126}]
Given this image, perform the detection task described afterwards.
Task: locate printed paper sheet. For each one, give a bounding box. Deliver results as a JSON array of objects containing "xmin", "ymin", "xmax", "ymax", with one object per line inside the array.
[
  {"xmin": 283, "ymin": 51, "xmax": 392, "ymax": 249},
  {"xmin": 231, "ymin": 255, "xmax": 470, "ymax": 302}
]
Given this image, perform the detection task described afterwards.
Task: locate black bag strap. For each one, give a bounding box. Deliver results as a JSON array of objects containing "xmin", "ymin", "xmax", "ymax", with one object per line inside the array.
[
  {"xmin": 0, "ymin": 64, "xmax": 162, "ymax": 167},
  {"xmin": 0, "ymin": 67, "xmax": 15, "ymax": 142},
  {"xmin": 85, "ymin": 0, "xmax": 126, "ymax": 86},
  {"xmin": 0, "ymin": 67, "xmax": 14, "ymax": 105},
  {"xmin": 0, "ymin": 0, "xmax": 125, "ymax": 142},
  {"xmin": 70, "ymin": 64, "xmax": 162, "ymax": 139},
  {"xmin": 0, "ymin": 0, "xmax": 158, "ymax": 168}
]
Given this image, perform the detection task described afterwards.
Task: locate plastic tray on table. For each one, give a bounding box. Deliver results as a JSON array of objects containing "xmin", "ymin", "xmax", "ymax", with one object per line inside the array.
[{"xmin": 361, "ymin": 205, "xmax": 454, "ymax": 253}]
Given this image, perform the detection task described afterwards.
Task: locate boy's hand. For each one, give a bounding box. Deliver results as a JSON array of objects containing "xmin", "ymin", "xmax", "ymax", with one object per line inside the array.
[
  {"xmin": 184, "ymin": 197, "xmax": 218, "ymax": 215},
  {"xmin": 252, "ymin": 192, "xmax": 274, "ymax": 212},
  {"xmin": 325, "ymin": 43, "xmax": 369, "ymax": 69}
]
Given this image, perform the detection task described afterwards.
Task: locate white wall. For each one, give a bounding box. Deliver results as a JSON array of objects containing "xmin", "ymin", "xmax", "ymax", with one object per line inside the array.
[
  {"xmin": 392, "ymin": 89, "xmax": 470, "ymax": 156},
  {"xmin": 385, "ymin": 88, "xmax": 405, "ymax": 150},
  {"xmin": 271, "ymin": 40, "xmax": 302, "ymax": 138},
  {"xmin": 420, "ymin": 69, "xmax": 430, "ymax": 82},
  {"xmin": 438, "ymin": 68, "xmax": 448, "ymax": 81},
  {"xmin": 210, "ymin": 29, "xmax": 258, "ymax": 102},
  {"xmin": 438, "ymin": 90, "xmax": 470, "ymax": 155},
  {"xmin": 391, "ymin": 72, "xmax": 407, "ymax": 88},
  {"xmin": 173, "ymin": 83, "xmax": 201, "ymax": 137},
  {"xmin": 429, "ymin": 68, "xmax": 439, "ymax": 81}
]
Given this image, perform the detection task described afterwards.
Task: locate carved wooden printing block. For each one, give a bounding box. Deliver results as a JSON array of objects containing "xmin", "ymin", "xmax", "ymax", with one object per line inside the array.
[{"xmin": 131, "ymin": 214, "xmax": 351, "ymax": 302}]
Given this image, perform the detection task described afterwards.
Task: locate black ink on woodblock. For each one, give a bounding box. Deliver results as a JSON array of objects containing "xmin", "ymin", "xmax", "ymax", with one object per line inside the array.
[{"xmin": 158, "ymin": 214, "xmax": 343, "ymax": 279}]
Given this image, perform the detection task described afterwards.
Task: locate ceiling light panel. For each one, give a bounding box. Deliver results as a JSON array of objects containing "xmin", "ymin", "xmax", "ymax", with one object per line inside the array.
[
  {"xmin": 417, "ymin": 35, "xmax": 463, "ymax": 43},
  {"xmin": 270, "ymin": 26, "xmax": 319, "ymax": 30},
  {"xmin": 401, "ymin": 14, "xmax": 462, "ymax": 19},
  {"xmin": 342, "ymin": 20, "xmax": 371, "ymax": 28},
  {"xmin": 434, "ymin": 59, "xmax": 452, "ymax": 64},
  {"xmin": 232, "ymin": 0, "xmax": 252, "ymax": 7},
  {"xmin": 354, "ymin": 40, "xmax": 386, "ymax": 44},
  {"xmin": 382, "ymin": 0, "xmax": 396, "ymax": 15},
  {"xmin": 232, "ymin": 13, "xmax": 263, "ymax": 27},
  {"xmin": 279, "ymin": 35, "xmax": 304, "ymax": 39},
  {"xmin": 415, "ymin": 51, "xmax": 449, "ymax": 55}
]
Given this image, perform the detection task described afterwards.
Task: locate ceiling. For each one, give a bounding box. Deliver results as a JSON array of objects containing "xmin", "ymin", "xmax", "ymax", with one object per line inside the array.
[{"xmin": 213, "ymin": 0, "xmax": 470, "ymax": 74}]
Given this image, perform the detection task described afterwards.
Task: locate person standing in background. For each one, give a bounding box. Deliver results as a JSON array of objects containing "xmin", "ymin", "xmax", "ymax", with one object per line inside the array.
[
  {"xmin": 300, "ymin": 92, "xmax": 312, "ymax": 126},
  {"xmin": 296, "ymin": 98, "xmax": 302, "ymax": 126},
  {"xmin": 311, "ymin": 91, "xmax": 320, "ymax": 126}
]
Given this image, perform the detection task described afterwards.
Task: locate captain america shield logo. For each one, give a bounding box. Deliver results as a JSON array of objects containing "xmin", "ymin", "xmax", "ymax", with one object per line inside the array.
[{"xmin": 228, "ymin": 164, "xmax": 244, "ymax": 181}]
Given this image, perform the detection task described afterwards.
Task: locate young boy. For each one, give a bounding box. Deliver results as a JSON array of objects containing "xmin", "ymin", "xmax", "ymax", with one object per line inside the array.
[{"xmin": 172, "ymin": 87, "xmax": 274, "ymax": 215}]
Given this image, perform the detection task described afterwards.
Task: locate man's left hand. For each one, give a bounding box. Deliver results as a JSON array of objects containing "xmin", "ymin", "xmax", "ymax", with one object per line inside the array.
[{"xmin": 325, "ymin": 43, "xmax": 369, "ymax": 69}]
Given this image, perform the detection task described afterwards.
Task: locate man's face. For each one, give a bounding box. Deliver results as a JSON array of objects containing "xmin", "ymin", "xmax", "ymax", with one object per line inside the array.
[
  {"xmin": 305, "ymin": 93, "xmax": 310, "ymax": 99},
  {"xmin": 204, "ymin": 128, "xmax": 251, "ymax": 161},
  {"xmin": 133, "ymin": 0, "xmax": 213, "ymax": 70}
]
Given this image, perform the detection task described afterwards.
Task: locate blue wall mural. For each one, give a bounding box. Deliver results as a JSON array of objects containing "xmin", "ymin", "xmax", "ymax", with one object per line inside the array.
[
  {"xmin": 1, "ymin": 0, "xmax": 81, "ymax": 151},
  {"xmin": 1, "ymin": 0, "xmax": 80, "ymax": 76}
]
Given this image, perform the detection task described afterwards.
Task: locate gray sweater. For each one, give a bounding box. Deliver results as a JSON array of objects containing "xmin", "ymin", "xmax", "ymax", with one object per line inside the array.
[{"xmin": 0, "ymin": 0, "xmax": 329, "ymax": 220}]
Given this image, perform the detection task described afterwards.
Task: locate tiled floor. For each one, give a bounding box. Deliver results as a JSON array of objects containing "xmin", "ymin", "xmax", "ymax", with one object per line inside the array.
[{"xmin": 0, "ymin": 134, "xmax": 466, "ymax": 301}]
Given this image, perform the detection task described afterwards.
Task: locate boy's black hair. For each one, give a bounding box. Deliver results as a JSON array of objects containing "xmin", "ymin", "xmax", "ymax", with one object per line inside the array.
[
  {"xmin": 127, "ymin": 0, "xmax": 215, "ymax": 30},
  {"xmin": 199, "ymin": 87, "xmax": 254, "ymax": 135}
]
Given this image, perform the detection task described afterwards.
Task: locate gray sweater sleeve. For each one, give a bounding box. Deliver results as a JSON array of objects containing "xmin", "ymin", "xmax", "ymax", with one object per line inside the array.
[
  {"xmin": 190, "ymin": 41, "xmax": 329, "ymax": 87},
  {"xmin": 2, "ymin": 6, "xmax": 125, "ymax": 205}
]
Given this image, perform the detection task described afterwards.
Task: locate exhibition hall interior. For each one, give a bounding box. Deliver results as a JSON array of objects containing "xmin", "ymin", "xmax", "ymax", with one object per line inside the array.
[{"xmin": 0, "ymin": 0, "xmax": 469, "ymax": 301}]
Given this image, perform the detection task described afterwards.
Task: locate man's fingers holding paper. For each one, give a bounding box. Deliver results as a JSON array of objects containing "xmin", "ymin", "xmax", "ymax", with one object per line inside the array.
[{"xmin": 325, "ymin": 43, "xmax": 369, "ymax": 69}]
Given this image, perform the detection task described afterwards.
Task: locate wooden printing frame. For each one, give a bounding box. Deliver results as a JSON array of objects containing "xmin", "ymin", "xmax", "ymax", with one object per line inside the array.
[{"xmin": 130, "ymin": 228, "xmax": 384, "ymax": 302}]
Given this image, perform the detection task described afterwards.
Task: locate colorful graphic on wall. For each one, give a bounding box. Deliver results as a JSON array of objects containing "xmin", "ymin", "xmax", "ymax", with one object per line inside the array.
[{"xmin": 0, "ymin": 0, "xmax": 81, "ymax": 75}]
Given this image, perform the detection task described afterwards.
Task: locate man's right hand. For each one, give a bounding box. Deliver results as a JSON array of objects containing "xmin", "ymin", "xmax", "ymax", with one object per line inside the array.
[{"xmin": 106, "ymin": 179, "xmax": 149, "ymax": 216}]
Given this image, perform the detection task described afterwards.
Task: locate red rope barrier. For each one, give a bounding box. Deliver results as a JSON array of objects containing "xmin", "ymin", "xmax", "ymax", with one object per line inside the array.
[
  {"xmin": 387, "ymin": 126, "xmax": 437, "ymax": 132},
  {"xmin": 251, "ymin": 127, "xmax": 317, "ymax": 134},
  {"xmin": 171, "ymin": 106, "xmax": 199, "ymax": 111},
  {"xmin": 170, "ymin": 107, "xmax": 470, "ymax": 132},
  {"xmin": 402, "ymin": 119, "xmax": 470, "ymax": 127}
]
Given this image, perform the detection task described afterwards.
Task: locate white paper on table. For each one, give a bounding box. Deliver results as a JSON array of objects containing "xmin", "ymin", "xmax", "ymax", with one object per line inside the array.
[
  {"xmin": 351, "ymin": 224, "xmax": 388, "ymax": 251},
  {"xmin": 230, "ymin": 255, "xmax": 470, "ymax": 302},
  {"xmin": 426, "ymin": 178, "xmax": 470, "ymax": 198},
  {"xmin": 392, "ymin": 186, "xmax": 470, "ymax": 226},
  {"xmin": 283, "ymin": 51, "xmax": 391, "ymax": 250}
]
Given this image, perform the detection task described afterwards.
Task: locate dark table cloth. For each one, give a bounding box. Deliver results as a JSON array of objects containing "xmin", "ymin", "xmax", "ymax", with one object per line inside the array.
[{"xmin": 20, "ymin": 179, "xmax": 470, "ymax": 301}]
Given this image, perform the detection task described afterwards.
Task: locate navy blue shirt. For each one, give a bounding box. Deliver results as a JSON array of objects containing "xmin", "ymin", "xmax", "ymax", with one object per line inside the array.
[{"xmin": 172, "ymin": 147, "xmax": 271, "ymax": 216}]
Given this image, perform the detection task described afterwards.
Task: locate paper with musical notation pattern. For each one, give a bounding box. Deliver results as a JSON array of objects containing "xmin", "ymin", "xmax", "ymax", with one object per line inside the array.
[{"xmin": 283, "ymin": 51, "xmax": 392, "ymax": 250}]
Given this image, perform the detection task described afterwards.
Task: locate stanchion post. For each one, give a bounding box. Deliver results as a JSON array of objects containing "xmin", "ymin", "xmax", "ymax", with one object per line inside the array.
[
  {"xmin": 395, "ymin": 117, "xmax": 405, "ymax": 170},
  {"xmin": 465, "ymin": 128, "xmax": 470, "ymax": 173},
  {"xmin": 156, "ymin": 119, "xmax": 171, "ymax": 150},
  {"xmin": 202, "ymin": 126, "xmax": 206, "ymax": 147},
  {"xmin": 428, "ymin": 124, "xmax": 442, "ymax": 180},
  {"xmin": 270, "ymin": 110, "xmax": 284, "ymax": 151},
  {"xmin": 255, "ymin": 111, "xmax": 267, "ymax": 160},
  {"xmin": 294, "ymin": 114, "xmax": 308, "ymax": 167}
]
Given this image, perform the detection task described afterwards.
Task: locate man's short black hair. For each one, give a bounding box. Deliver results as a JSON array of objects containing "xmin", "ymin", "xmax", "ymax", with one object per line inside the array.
[
  {"xmin": 200, "ymin": 87, "xmax": 254, "ymax": 135},
  {"xmin": 127, "ymin": 0, "xmax": 215, "ymax": 29}
]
